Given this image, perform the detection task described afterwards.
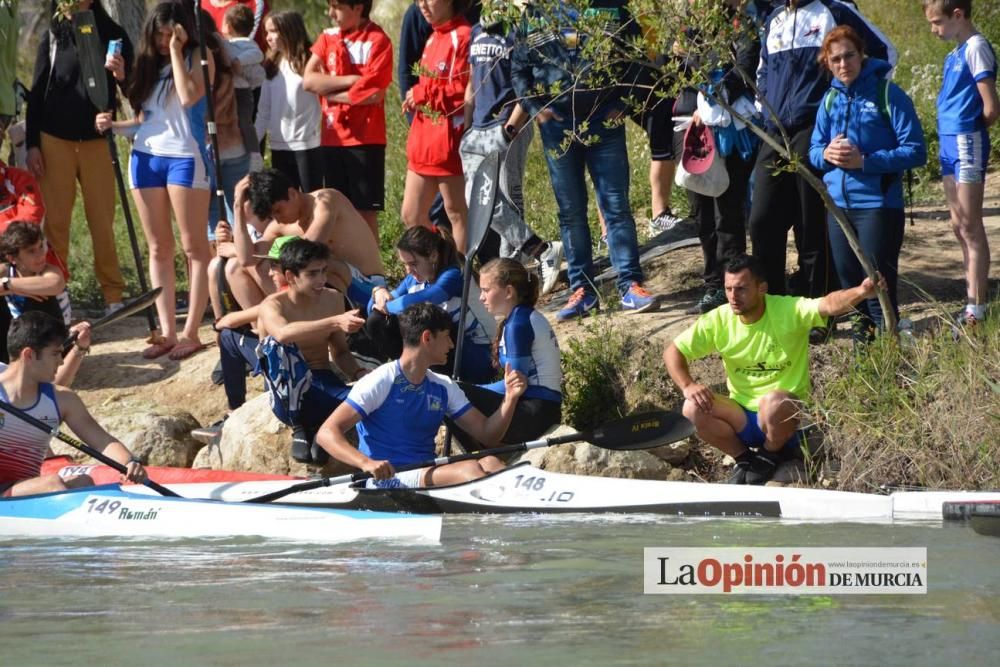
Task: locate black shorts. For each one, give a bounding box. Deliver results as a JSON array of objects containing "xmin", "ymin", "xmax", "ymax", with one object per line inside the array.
[
  {"xmin": 627, "ymin": 64, "xmax": 675, "ymax": 162},
  {"xmin": 322, "ymin": 145, "xmax": 386, "ymax": 212}
]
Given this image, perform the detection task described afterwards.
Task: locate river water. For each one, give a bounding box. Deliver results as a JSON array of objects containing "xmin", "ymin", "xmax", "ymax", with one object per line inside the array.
[{"xmin": 2, "ymin": 515, "xmax": 998, "ymax": 666}]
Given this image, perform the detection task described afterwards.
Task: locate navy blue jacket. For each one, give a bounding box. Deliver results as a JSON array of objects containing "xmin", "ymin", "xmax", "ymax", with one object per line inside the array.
[
  {"xmin": 809, "ymin": 58, "xmax": 926, "ymax": 210},
  {"xmin": 757, "ymin": 0, "xmax": 895, "ymax": 132},
  {"xmin": 511, "ymin": 0, "xmax": 641, "ymax": 123}
]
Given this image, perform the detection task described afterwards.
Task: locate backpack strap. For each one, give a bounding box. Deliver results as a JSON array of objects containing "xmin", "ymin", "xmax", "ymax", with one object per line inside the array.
[
  {"xmin": 877, "ymin": 79, "xmax": 891, "ymax": 121},
  {"xmin": 823, "ymin": 87, "xmax": 837, "ymax": 114}
]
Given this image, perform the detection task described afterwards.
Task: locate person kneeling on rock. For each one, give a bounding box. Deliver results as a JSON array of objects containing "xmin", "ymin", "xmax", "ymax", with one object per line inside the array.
[{"xmin": 663, "ymin": 254, "xmax": 885, "ymax": 484}]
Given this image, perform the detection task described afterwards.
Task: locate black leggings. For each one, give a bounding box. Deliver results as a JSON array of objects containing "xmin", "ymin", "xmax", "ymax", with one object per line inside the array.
[{"xmin": 449, "ymin": 382, "xmax": 562, "ymax": 452}]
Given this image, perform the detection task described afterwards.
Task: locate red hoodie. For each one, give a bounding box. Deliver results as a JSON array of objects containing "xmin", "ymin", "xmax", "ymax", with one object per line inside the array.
[
  {"xmin": 405, "ymin": 16, "xmax": 470, "ymax": 177},
  {"xmin": 311, "ymin": 21, "xmax": 393, "ymax": 147}
]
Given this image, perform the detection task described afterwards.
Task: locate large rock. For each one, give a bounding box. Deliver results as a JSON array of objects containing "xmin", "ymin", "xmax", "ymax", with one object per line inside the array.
[
  {"xmin": 51, "ymin": 410, "xmax": 203, "ymax": 467},
  {"xmin": 512, "ymin": 425, "xmax": 673, "ymax": 480},
  {"xmin": 648, "ymin": 439, "xmax": 693, "ymax": 466},
  {"xmin": 192, "ymin": 393, "xmax": 353, "ymax": 477}
]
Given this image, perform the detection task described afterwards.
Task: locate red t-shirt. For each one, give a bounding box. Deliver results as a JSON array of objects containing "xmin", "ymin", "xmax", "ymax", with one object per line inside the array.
[
  {"xmin": 310, "ymin": 21, "xmax": 393, "ymax": 147},
  {"xmin": 405, "ymin": 16, "xmax": 470, "ymax": 177},
  {"xmin": 200, "ymin": 0, "xmax": 270, "ymax": 54}
]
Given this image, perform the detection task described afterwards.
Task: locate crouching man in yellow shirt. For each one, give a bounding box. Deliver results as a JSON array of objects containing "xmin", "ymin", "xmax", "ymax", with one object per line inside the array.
[{"xmin": 664, "ymin": 254, "xmax": 884, "ymax": 485}]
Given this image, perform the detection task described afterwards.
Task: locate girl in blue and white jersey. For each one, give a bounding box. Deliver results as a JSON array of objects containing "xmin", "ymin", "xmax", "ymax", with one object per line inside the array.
[
  {"xmin": 97, "ymin": 1, "xmax": 213, "ymax": 361},
  {"xmin": 464, "ymin": 257, "xmax": 562, "ymax": 444},
  {"xmin": 368, "ymin": 225, "xmax": 493, "ymax": 383}
]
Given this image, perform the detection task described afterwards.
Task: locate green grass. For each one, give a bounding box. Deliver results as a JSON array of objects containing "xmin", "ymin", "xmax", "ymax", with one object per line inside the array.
[{"xmin": 18, "ymin": 0, "xmax": 1000, "ymax": 306}]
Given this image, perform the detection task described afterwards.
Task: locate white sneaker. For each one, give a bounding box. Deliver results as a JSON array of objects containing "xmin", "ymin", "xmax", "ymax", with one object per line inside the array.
[
  {"xmin": 539, "ymin": 241, "xmax": 564, "ymax": 296},
  {"xmin": 648, "ymin": 210, "xmax": 696, "ymax": 242},
  {"xmin": 104, "ymin": 302, "xmax": 124, "ymax": 317}
]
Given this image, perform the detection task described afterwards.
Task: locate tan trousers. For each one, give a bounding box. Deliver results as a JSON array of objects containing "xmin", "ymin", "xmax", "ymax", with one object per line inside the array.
[{"xmin": 39, "ymin": 132, "xmax": 126, "ymax": 303}]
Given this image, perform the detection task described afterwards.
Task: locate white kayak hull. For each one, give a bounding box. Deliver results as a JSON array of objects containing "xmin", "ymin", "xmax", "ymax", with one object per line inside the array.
[
  {"xmin": 131, "ymin": 462, "xmax": 1000, "ymax": 523},
  {"xmin": 0, "ymin": 484, "xmax": 441, "ymax": 543}
]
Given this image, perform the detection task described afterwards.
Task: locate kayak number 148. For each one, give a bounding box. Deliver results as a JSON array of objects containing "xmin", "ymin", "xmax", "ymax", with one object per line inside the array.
[{"xmin": 513, "ymin": 475, "xmax": 574, "ymax": 503}]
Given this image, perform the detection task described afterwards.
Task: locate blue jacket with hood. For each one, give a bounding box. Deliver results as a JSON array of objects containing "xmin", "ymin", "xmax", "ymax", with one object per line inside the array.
[{"xmin": 809, "ymin": 58, "xmax": 926, "ymax": 210}]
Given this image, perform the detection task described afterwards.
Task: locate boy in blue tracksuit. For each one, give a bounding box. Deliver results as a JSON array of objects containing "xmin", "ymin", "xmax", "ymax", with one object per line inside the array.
[
  {"xmin": 922, "ymin": 0, "xmax": 998, "ymax": 328},
  {"xmin": 810, "ymin": 51, "xmax": 926, "ymax": 335},
  {"xmin": 749, "ymin": 0, "xmax": 895, "ymax": 318}
]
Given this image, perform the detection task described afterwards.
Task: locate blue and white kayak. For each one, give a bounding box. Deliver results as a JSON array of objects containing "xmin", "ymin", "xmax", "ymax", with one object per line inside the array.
[
  {"xmin": 128, "ymin": 462, "xmax": 1000, "ymax": 524},
  {"xmin": 0, "ymin": 484, "xmax": 441, "ymax": 543}
]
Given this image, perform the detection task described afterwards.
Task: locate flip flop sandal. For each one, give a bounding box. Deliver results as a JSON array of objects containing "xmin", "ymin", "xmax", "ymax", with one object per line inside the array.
[
  {"xmin": 167, "ymin": 340, "xmax": 207, "ymax": 361},
  {"xmin": 142, "ymin": 340, "xmax": 176, "ymax": 359}
]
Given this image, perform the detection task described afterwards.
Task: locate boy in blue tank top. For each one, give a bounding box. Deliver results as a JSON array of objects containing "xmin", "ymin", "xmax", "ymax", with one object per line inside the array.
[
  {"xmin": 923, "ymin": 0, "xmax": 998, "ymax": 327},
  {"xmin": 315, "ymin": 302, "xmax": 526, "ymax": 489}
]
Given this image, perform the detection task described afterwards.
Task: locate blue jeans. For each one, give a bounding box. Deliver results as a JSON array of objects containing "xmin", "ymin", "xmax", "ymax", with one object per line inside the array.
[
  {"xmin": 537, "ymin": 116, "xmax": 642, "ymax": 294},
  {"xmin": 208, "ymin": 153, "xmax": 251, "ymax": 240},
  {"xmin": 827, "ymin": 208, "xmax": 904, "ymax": 330}
]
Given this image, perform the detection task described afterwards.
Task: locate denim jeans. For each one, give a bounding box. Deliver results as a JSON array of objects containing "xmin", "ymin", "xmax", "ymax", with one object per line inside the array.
[
  {"xmin": 827, "ymin": 207, "xmax": 904, "ymax": 330},
  {"xmin": 207, "ymin": 152, "xmax": 251, "ymax": 241},
  {"xmin": 537, "ymin": 115, "xmax": 642, "ymax": 294}
]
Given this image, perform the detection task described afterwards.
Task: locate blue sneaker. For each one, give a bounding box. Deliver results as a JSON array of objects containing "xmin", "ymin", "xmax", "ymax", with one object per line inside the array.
[
  {"xmin": 620, "ymin": 282, "xmax": 659, "ymax": 313},
  {"xmin": 557, "ymin": 287, "xmax": 599, "ymax": 321}
]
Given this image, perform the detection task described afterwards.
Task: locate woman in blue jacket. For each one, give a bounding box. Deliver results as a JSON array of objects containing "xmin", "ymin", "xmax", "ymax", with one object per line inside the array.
[
  {"xmin": 366, "ymin": 225, "xmax": 494, "ymax": 383},
  {"xmin": 809, "ymin": 25, "xmax": 926, "ymax": 339}
]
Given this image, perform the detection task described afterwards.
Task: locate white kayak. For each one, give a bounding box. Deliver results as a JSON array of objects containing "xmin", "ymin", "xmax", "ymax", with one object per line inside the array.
[
  {"xmin": 0, "ymin": 484, "xmax": 441, "ymax": 543},
  {"xmin": 128, "ymin": 462, "xmax": 1000, "ymax": 524}
]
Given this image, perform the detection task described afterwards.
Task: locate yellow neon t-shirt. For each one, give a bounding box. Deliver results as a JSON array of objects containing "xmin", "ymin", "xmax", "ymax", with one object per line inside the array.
[{"xmin": 673, "ymin": 295, "xmax": 825, "ymax": 410}]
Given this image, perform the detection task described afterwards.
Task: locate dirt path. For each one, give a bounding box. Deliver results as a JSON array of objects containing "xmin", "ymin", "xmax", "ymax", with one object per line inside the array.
[{"xmin": 72, "ymin": 187, "xmax": 1000, "ymax": 438}]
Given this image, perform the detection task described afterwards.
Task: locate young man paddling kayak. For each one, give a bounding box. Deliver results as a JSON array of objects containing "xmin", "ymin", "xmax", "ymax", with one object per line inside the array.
[
  {"xmin": 664, "ymin": 254, "xmax": 885, "ymax": 485},
  {"xmin": 315, "ymin": 302, "xmax": 527, "ymax": 488},
  {"xmin": 0, "ymin": 312, "xmax": 147, "ymax": 496}
]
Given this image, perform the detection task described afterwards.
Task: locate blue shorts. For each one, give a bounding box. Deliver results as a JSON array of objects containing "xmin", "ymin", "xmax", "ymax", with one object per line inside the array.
[
  {"xmin": 736, "ymin": 406, "xmax": 800, "ymax": 451},
  {"xmin": 129, "ymin": 151, "xmax": 210, "ymax": 190},
  {"xmin": 939, "ymin": 130, "xmax": 989, "ymax": 184}
]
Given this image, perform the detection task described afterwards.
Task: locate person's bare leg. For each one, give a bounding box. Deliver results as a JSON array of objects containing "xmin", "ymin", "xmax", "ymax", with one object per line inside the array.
[
  {"xmin": 168, "ymin": 185, "xmax": 211, "ymax": 344},
  {"xmin": 423, "ymin": 460, "xmax": 490, "ymax": 487},
  {"xmin": 9, "ymin": 473, "xmax": 94, "ymax": 497},
  {"xmin": 132, "ymin": 187, "xmax": 178, "ymax": 343},
  {"xmin": 681, "ymin": 393, "xmax": 748, "ymax": 458},
  {"xmin": 650, "ymin": 159, "xmax": 676, "ymax": 217},
  {"xmin": 757, "ymin": 391, "xmax": 800, "ymax": 453},
  {"xmin": 944, "ymin": 177, "xmax": 990, "ymax": 307},
  {"xmin": 225, "ymin": 257, "xmax": 269, "ymax": 310},
  {"xmin": 400, "ymin": 170, "xmax": 438, "ymax": 230},
  {"xmin": 360, "ymin": 209, "xmax": 379, "ymax": 243},
  {"xmin": 438, "ymin": 175, "xmax": 469, "ymax": 253}
]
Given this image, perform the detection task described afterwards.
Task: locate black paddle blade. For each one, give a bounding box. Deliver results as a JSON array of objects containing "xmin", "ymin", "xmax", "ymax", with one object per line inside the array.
[
  {"xmin": 61, "ymin": 287, "xmax": 163, "ymax": 356},
  {"xmin": 587, "ymin": 411, "xmax": 694, "ymax": 450},
  {"xmin": 465, "ymin": 151, "xmax": 500, "ymax": 260},
  {"xmin": 73, "ymin": 11, "xmax": 111, "ymax": 111}
]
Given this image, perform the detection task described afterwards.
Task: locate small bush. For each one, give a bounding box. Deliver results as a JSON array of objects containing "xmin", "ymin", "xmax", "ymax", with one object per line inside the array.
[
  {"xmin": 560, "ymin": 312, "xmax": 682, "ymax": 431},
  {"xmin": 812, "ymin": 301, "xmax": 1000, "ymax": 492}
]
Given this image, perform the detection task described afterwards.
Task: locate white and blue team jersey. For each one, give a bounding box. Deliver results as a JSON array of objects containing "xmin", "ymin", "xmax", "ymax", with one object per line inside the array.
[
  {"xmin": 483, "ymin": 305, "xmax": 562, "ymax": 403},
  {"xmin": 383, "ymin": 267, "xmax": 492, "ymax": 346},
  {"xmin": 938, "ymin": 33, "xmax": 997, "ymax": 134},
  {"xmin": 133, "ymin": 60, "xmax": 209, "ymax": 160},
  {"xmin": 345, "ymin": 360, "xmax": 472, "ymax": 466}
]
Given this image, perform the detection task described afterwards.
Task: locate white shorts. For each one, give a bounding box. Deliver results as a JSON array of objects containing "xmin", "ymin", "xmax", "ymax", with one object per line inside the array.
[{"xmin": 364, "ymin": 467, "xmax": 427, "ymax": 489}]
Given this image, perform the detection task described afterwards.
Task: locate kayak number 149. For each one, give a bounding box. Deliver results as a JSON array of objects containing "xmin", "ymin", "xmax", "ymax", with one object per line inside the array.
[
  {"xmin": 513, "ymin": 475, "xmax": 574, "ymax": 503},
  {"xmin": 86, "ymin": 498, "xmax": 122, "ymax": 514}
]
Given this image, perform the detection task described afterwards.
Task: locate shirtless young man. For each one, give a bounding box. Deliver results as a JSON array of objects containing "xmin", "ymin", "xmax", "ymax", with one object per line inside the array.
[
  {"xmin": 234, "ymin": 169, "xmax": 387, "ymax": 308},
  {"xmin": 256, "ymin": 237, "xmax": 367, "ymax": 463}
]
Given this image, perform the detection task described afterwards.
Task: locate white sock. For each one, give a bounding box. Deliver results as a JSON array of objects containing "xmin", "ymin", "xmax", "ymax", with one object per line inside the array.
[{"xmin": 965, "ymin": 304, "xmax": 985, "ymax": 320}]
